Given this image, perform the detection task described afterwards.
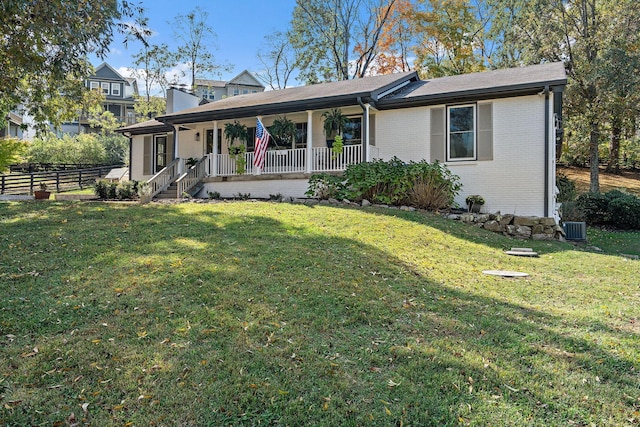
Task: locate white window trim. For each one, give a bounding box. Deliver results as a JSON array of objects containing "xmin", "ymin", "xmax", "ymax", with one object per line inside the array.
[
  {"xmin": 111, "ymin": 83, "xmax": 120, "ymax": 96},
  {"xmin": 90, "ymin": 81, "xmax": 99, "ymax": 91},
  {"xmin": 101, "ymin": 82, "xmax": 110, "ymax": 95},
  {"xmin": 446, "ymin": 104, "xmax": 477, "ymax": 162}
]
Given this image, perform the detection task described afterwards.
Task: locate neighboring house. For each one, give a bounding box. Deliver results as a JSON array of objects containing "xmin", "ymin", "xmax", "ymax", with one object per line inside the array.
[
  {"xmin": 118, "ymin": 63, "xmax": 566, "ymax": 218},
  {"xmin": 0, "ymin": 111, "xmax": 25, "ymax": 139},
  {"xmin": 62, "ymin": 63, "xmax": 139, "ymax": 134},
  {"xmin": 193, "ymin": 70, "xmax": 265, "ymax": 102}
]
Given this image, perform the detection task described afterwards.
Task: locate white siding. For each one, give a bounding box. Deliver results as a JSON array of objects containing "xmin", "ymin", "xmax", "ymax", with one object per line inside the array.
[
  {"xmin": 130, "ymin": 134, "xmax": 146, "ymax": 181},
  {"xmin": 377, "ymin": 95, "xmax": 547, "ymax": 216}
]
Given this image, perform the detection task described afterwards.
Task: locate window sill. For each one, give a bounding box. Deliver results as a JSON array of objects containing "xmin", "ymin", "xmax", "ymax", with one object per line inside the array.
[{"xmin": 444, "ymin": 160, "xmax": 478, "ymax": 166}]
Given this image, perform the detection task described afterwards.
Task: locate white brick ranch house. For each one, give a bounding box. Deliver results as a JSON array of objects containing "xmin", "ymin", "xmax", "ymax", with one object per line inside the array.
[{"xmin": 118, "ymin": 62, "xmax": 566, "ymax": 217}]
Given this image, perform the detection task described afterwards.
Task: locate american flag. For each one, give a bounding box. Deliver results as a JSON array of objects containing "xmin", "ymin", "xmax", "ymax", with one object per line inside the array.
[{"xmin": 253, "ymin": 118, "xmax": 270, "ymax": 170}]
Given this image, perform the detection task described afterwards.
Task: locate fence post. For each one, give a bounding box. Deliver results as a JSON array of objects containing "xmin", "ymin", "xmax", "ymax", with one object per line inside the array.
[
  {"xmin": 1, "ymin": 175, "xmax": 4, "ymax": 194},
  {"xmin": 30, "ymin": 174, "xmax": 35, "ymax": 195},
  {"xmin": 79, "ymin": 170, "xmax": 83, "ymax": 189},
  {"xmin": 56, "ymin": 172, "xmax": 60, "ymax": 192}
]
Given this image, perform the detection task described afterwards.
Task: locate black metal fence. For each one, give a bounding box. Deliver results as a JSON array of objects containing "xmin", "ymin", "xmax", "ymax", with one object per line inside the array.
[{"xmin": 1, "ymin": 165, "xmax": 123, "ymax": 195}]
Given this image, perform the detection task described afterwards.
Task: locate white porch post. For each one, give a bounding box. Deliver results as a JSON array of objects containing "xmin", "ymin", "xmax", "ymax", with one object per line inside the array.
[
  {"xmin": 364, "ymin": 103, "xmax": 371, "ymax": 162},
  {"xmin": 212, "ymin": 120, "xmax": 218, "ymax": 177},
  {"xmin": 306, "ymin": 110, "xmax": 313, "ymax": 173},
  {"xmin": 173, "ymin": 126, "xmax": 183, "ymax": 175}
]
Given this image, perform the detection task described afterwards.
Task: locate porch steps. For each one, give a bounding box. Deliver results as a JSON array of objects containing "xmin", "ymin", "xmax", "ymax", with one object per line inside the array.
[{"xmin": 156, "ymin": 183, "xmax": 178, "ymax": 199}]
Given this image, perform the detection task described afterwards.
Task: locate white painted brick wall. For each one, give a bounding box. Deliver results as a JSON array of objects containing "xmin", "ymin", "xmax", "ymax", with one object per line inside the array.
[
  {"xmin": 376, "ymin": 95, "xmax": 547, "ymax": 216},
  {"xmin": 202, "ymin": 179, "xmax": 310, "ymax": 199}
]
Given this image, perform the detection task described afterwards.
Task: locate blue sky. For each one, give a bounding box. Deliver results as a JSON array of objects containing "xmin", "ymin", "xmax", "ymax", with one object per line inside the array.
[{"xmin": 100, "ymin": 0, "xmax": 297, "ymax": 90}]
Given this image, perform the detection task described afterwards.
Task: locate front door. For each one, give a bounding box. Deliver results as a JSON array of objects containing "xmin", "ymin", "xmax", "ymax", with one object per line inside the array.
[{"xmin": 155, "ymin": 135, "xmax": 167, "ymax": 172}]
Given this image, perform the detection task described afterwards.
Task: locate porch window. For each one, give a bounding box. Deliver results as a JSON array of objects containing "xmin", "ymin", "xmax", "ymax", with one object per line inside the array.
[
  {"xmin": 447, "ymin": 105, "xmax": 476, "ymax": 161},
  {"xmin": 343, "ymin": 117, "xmax": 362, "ymax": 145},
  {"xmin": 155, "ymin": 136, "xmax": 167, "ymax": 172}
]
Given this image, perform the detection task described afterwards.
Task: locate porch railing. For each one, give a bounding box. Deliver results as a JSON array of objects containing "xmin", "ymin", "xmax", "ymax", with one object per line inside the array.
[
  {"xmin": 312, "ymin": 145, "xmax": 362, "ymax": 172},
  {"xmin": 207, "ymin": 144, "xmax": 365, "ymax": 177},
  {"xmin": 176, "ymin": 156, "xmax": 207, "ymax": 197},
  {"xmin": 146, "ymin": 158, "xmax": 181, "ymax": 197}
]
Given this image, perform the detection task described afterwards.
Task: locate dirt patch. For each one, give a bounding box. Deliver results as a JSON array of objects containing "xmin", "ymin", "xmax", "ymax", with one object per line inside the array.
[{"xmin": 557, "ymin": 166, "xmax": 640, "ymax": 195}]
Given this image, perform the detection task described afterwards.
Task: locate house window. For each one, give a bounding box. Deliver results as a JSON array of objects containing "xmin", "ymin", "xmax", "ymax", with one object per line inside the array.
[
  {"xmin": 111, "ymin": 83, "xmax": 120, "ymax": 96},
  {"xmin": 90, "ymin": 81, "xmax": 99, "ymax": 91},
  {"xmin": 101, "ymin": 82, "xmax": 110, "ymax": 95},
  {"xmin": 232, "ymin": 88, "xmax": 239, "ymax": 96},
  {"xmin": 447, "ymin": 105, "xmax": 476, "ymax": 161},
  {"xmin": 155, "ymin": 136, "xmax": 167, "ymax": 172},
  {"xmin": 242, "ymin": 89, "xmax": 249, "ymax": 94},
  {"xmin": 343, "ymin": 117, "xmax": 362, "ymax": 145}
]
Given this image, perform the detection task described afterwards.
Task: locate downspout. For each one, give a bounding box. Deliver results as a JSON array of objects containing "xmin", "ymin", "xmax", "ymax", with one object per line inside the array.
[{"xmin": 544, "ymin": 85, "xmax": 550, "ymax": 218}]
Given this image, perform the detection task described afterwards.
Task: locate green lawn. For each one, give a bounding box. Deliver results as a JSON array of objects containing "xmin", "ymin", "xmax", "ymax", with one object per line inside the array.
[{"xmin": 1, "ymin": 201, "xmax": 638, "ymax": 426}]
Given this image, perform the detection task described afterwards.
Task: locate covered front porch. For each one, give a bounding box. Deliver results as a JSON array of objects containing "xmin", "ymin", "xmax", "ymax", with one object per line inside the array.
[{"xmin": 148, "ymin": 140, "xmax": 380, "ymax": 199}]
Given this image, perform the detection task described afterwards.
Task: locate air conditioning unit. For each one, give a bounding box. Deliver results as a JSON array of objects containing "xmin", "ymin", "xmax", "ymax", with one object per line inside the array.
[{"xmin": 563, "ymin": 221, "xmax": 587, "ymax": 241}]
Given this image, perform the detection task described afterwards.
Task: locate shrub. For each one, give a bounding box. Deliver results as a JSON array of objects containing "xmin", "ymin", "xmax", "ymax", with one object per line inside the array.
[
  {"xmin": 559, "ymin": 200, "xmax": 584, "ymax": 222},
  {"xmin": 405, "ymin": 161, "xmax": 461, "ymax": 210},
  {"xmin": 556, "ymin": 173, "xmax": 577, "ymax": 202},
  {"xmin": 207, "ymin": 191, "xmax": 221, "ymax": 200},
  {"xmin": 94, "ymin": 180, "xmax": 108, "ymax": 199},
  {"xmin": 340, "ymin": 158, "xmax": 461, "ymax": 210},
  {"xmin": 575, "ymin": 190, "xmax": 640, "ymax": 229},
  {"xmin": 607, "ymin": 193, "xmax": 640, "ymax": 230},
  {"xmin": 106, "ymin": 182, "xmax": 118, "ymax": 199},
  {"xmin": 116, "ymin": 181, "xmax": 137, "ymax": 200},
  {"xmin": 343, "ymin": 158, "xmax": 409, "ymax": 204},
  {"xmin": 576, "ymin": 192, "xmax": 610, "ymax": 225},
  {"xmin": 306, "ymin": 173, "xmax": 347, "ymax": 200}
]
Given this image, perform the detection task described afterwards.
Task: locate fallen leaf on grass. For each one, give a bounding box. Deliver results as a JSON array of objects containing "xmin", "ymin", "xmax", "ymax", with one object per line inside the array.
[
  {"xmin": 387, "ymin": 379, "xmax": 402, "ymax": 387},
  {"xmin": 21, "ymin": 347, "xmax": 38, "ymax": 358}
]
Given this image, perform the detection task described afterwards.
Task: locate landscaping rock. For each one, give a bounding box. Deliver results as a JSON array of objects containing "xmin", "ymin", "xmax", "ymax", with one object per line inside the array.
[
  {"xmin": 532, "ymin": 224, "xmax": 545, "ymax": 235},
  {"xmin": 476, "ymin": 214, "xmax": 491, "ymax": 223},
  {"xmin": 483, "ymin": 220, "xmax": 503, "ymax": 232},
  {"xmin": 499, "ymin": 214, "xmax": 514, "ymax": 226},
  {"xmin": 460, "ymin": 213, "xmax": 476, "ymax": 223},
  {"xmin": 361, "ymin": 199, "xmax": 371, "ymax": 207},
  {"xmin": 328, "ymin": 198, "xmax": 340, "ymax": 205},
  {"xmin": 513, "ymin": 216, "xmax": 539, "ymax": 226}
]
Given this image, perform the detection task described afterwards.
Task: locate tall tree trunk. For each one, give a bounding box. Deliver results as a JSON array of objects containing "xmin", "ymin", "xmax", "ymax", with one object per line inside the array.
[
  {"xmin": 606, "ymin": 114, "xmax": 622, "ymax": 174},
  {"xmin": 589, "ymin": 118, "xmax": 600, "ymax": 193}
]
